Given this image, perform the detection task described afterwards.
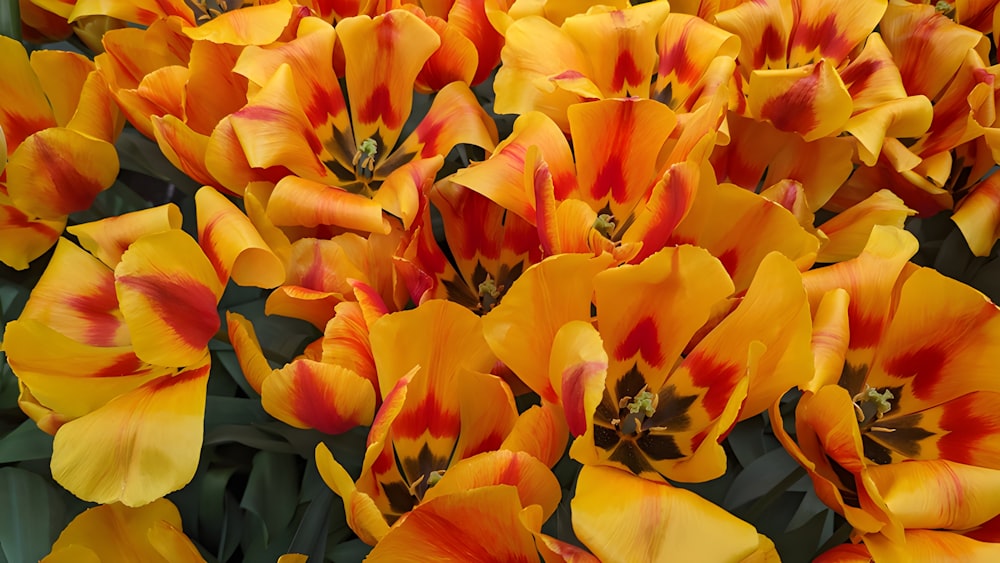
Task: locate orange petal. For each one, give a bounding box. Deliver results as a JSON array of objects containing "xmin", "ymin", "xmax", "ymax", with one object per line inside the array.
[
  {"xmin": 881, "ymin": 1, "xmax": 985, "ymax": 99},
  {"xmin": 655, "ymin": 13, "xmax": 740, "ymax": 113},
  {"xmin": 321, "ymin": 301, "xmax": 379, "ymax": 402},
  {"xmin": 715, "ymin": 0, "xmax": 791, "ymax": 71},
  {"xmin": 410, "ymin": 8, "xmax": 478, "ymax": 92},
  {"xmin": 451, "ymin": 371, "xmax": 519, "ymax": 461},
  {"xmin": 867, "ymin": 267, "xmax": 1000, "ymax": 412},
  {"xmin": 69, "ymin": 0, "xmax": 196, "ymax": 26},
  {"xmin": 391, "ymin": 81, "xmax": 497, "ymax": 163},
  {"xmin": 151, "ymin": 116, "xmax": 218, "ymax": 188},
  {"xmin": 262, "ymin": 359, "xmax": 376, "ymax": 434},
  {"xmin": 228, "ymin": 64, "xmax": 329, "ymax": 182},
  {"xmin": 561, "ymin": 2, "xmax": 670, "ymax": 98},
  {"xmin": 28, "ymin": 50, "xmax": 93, "ymax": 129},
  {"xmin": 196, "ymin": 186, "xmax": 284, "ymax": 287},
  {"xmin": 266, "ymin": 175, "xmax": 391, "ymax": 234},
  {"xmin": 817, "ymin": 190, "xmax": 915, "ymax": 263},
  {"xmin": 451, "ymin": 111, "xmax": 576, "ymax": 223},
  {"xmin": 550, "ymin": 320, "xmax": 608, "ymax": 438},
  {"xmin": 786, "ymin": 0, "xmax": 886, "ymax": 68},
  {"xmin": 6, "ymin": 127, "xmax": 118, "ymax": 219},
  {"xmin": 225, "ymin": 312, "xmax": 273, "ymax": 395},
  {"xmin": 366, "ymin": 485, "xmax": 540, "ymax": 562},
  {"xmin": 864, "ymin": 528, "xmax": 1000, "ymax": 562},
  {"xmin": 492, "ymin": 16, "xmax": 593, "ymax": 130},
  {"xmin": 338, "ymin": 10, "xmax": 441, "ymax": 154},
  {"xmin": 623, "ymin": 159, "xmax": 700, "ymax": 263},
  {"xmin": 671, "ymin": 179, "xmax": 819, "ymax": 292},
  {"xmin": 0, "ymin": 193, "xmax": 64, "ymax": 271},
  {"xmin": 568, "ymin": 98, "xmax": 676, "ymax": 219},
  {"xmin": 501, "ymin": 401, "xmax": 570, "ymax": 468},
  {"xmin": 17, "ymin": 237, "xmax": 127, "ymax": 347},
  {"xmin": 425, "ymin": 450, "xmax": 561, "ymax": 521},
  {"xmin": 66, "ymin": 204, "xmax": 182, "ymax": 269},
  {"xmin": 50, "ymin": 364, "xmax": 209, "ymax": 507},
  {"xmin": 483, "ymin": 253, "xmax": 613, "ymax": 402},
  {"xmin": 115, "ymin": 230, "xmax": 224, "ymax": 367},
  {"xmin": 953, "ymin": 173, "xmax": 1000, "ymax": 256},
  {"xmin": 314, "ymin": 443, "xmax": 391, "ymax": 545},
  {"xmin": 182, "ymin": 0, "xmax": 293, "ymax": 45},
  {"xmin": 572, "ymin": 465, "xmax": 765, "ymax": 562},
  {"xmin": 700, "ymin": 252, "xmax": 813, "ymax": 420},
  {"xmin": 748, "ymin": 60, "xmax": 852, "ymax": 141},
  {"xmin": 802, "ymin": 226, "xmax": 918, "ymax": 369},
  {"xmin": 0, "ymin": 36, "xmax": 57, "ymax": 150}
]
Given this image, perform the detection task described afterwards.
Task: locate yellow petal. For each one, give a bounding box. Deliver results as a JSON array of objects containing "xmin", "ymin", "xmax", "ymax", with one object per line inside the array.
[
  {"xmin": 44, "ymin": 499, "xmax": 204, "ymax": 563},
  {"xmin": 748, "ymin": 60, "xmax": 853, "ymax": 142},
  {"xmin": 262, "ymin": 359, "xmax": 376, "ymax": 434},
  {"xmin": 196, "ymin": 186, "xmax": 284, "ymax": 288},
  {"xmin": 572, "ymin": 465, "xmax": 765, "ymax": 562},
  {"xmin": 115, "ymin": 230, "xmax": 224, "ymax": 367},
  {"xmin": 67, "ymin": 204, "xmax": 182, "ymax": 269},
  {"xmin": 51, "ymin": 364, "xmax": 209, "ymax": 507}
]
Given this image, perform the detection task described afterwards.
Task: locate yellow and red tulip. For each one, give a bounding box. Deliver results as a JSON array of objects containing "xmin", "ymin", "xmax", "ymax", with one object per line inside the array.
[{"xmin": 0, "ymin": 37, "xmax": 121, "ymax": 270}]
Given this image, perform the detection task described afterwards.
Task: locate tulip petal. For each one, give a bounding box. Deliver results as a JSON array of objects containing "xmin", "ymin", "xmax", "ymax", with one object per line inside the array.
[
  {"xmin": 338, "ymin": 10, "xmax": 440, "ymax": 154},
  {"xmin": 196, "ymin": 186, "xmax": 284, "ymax": 287},
  {"xmin": 115, "ymin": 230, "xmax": 224, "ymax": 367},
  {"xmin": 226, "ymin": 312, "xmax": 272, "ymax": 395},
  {"xmin": 561, "ymin": 2, "xmax": 670, "ymax": 98},
  {"xmin": 262, "ymin": 359, "xmax": 376, "ymax": 434},
  {"xmin": 425, "ymin": 450, "xmax": 561, "ymax": 521},
  {"xmin": 953, "ymin": 173, "xmax": 1000, "ymax": 256},
  {"xmin": 366, "ymin": 485, "xmax": 540, "ymax": 562},
  {"xmin": 51, "ymin": 364, "xmax": 209, "ymax": 506},
  {"xmin": 266, "ymin": 175, "xmax": 391, "ymax": 234},
  {"xmin": 0, "ymin": 36, "xmax": 57, "ymax": 150},
  {"xmin": 67, "ymin": 204, "xmax": 183, "ymax": 269},
  {"xmin": 6, "ymin": 127, "xmax": 118, "ymax": 219},
  {"xmin": 572, "ymin": 465, "xmax": 764, "ymax": 563},
  {"xmin": 748, "ymin": 60, "xmax": 852, "ymax": 142},
  {"xmin": 817, "ymin": 190, "xmax": 914, "ymax": 263},
  {"xmin": 483, "ymin": 253, "xmax": 613, "ymax": 402},
  {"xmin": 183, "ymin": 0, "xmax": 293, "ymax": 45},
  {"xmin": 44, "ymin": 499, "xmax": 203, "ymax": 563}
]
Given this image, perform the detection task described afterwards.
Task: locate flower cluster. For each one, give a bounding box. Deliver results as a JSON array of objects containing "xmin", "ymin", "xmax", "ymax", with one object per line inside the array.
[{"xmin": 4, "ymin": 0, "xmax": 1000, "ymax": 561}]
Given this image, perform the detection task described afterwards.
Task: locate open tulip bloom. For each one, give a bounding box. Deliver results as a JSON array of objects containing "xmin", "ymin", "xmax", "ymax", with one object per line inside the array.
[{"xmin": 8, "ymin": 0, "xmax": 1000, "ymax": 561}]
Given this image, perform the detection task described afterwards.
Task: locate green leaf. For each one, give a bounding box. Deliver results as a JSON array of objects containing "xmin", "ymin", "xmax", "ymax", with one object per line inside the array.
[
  {"xmin": 0, "ymin": 467, "xmax": 66, "ymax": 562},
  {"xmin": 722, "ymin": 446, "xmax": 803, "ymax": 511},
  {"xmin": 114, "ymin": 129, "xmax": 200, "ymax": 194},
  {"xmin": 240, "ymin": 451, "xmax": 300, "ymax": 547},
  {"xmin": 198, "ymin": 466, "xmax": 242, "ymax": 562},
  {"xmin": 204, "ymin": 397, "xmax": 271, "ymax": 431},
  {"xmin": 0, "ymin": 420, "xmax": 53, "ymax": 463},
  {"xmin": 286, "ymin": 486, "xmax": 334, "ymax": 562},
  {"xmin": 327, "ymin": 538, "xmax": 371, "ymax": 563},
  {"xmin": 204, "ymin": 425, "xmax": 296, "ymax": 453},
  {"xmin": 0, "ymin": 0, "xmax": 21, "ymax": 41}
]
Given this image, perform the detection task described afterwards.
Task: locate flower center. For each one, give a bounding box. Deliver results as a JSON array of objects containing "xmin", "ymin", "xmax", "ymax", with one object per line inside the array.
[
  {"xmin": 593, "ymin": 213, "xmax": 616, "ymax": 239},
  {"xmin": 353, "ymin": 138, "xmax": 378, "ymax": 180},
  {"xmin": 852, "ymin": 385, "xmax": 894, "ymax": 430},
  {"xmin": 615, "ymin": 388, "xmax": 658, "ymax": 435}
]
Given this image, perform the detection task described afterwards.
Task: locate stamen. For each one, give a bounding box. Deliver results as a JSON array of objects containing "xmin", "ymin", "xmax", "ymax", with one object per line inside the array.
[
  {"xmin": 593, "ymin": 213, "xmax": 616, "ymax": 239},
  {"xmin": 353, "ymin": 138, "xmax": 378, "ymax": 180}
]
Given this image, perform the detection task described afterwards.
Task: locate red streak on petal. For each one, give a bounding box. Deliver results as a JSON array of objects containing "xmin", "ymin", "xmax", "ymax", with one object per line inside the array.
[
  {"xmin": 66, "ymin": 277, "xmax": 123, "ymax": 347},
  {"xmin": 92, "ymin": 353, "xmax": 144, "ymax": 377},
  {"xmin": 562, "ymin": 360, "xmax": 606, "ymax": 437},
  {"xmin": 199, "ymin": 216, "xmax": 228, "ymax": 284},
  {"xmin": 759, "ymin": 63, "xmax": 822, "ymax": 134},
  {"xmin": 551, "ymin": 70, "xmax": 586, "ymax": 81},
  {"xmin": 658, "ymin": 27, "xmax": 698, "ymax": 85},
  {"xmin": 416, "ymin": 115, "xmax": 446, "ymax": 158},
  {"xmin": 0, "ymin": 113, "xmax": 55, "ymax": 150},
  {"xmin": 299, "ymin": 242, "xmax": 329, "ymax": 290},
  {"xmin": 371, "ymin": 447, "xmax": 395, "ymax": 476},
  {"xmin": 841, "ymin": 59, "xmax": 883, "ymax": 100},
  {"xmin": 117, "ymin": 274, "xmax": 220, "ymax": 350},
  {"xmin": 849, "ymin": 311, "xmax": 883, "ymax": 350},
  {"xmin": 591, "ymin": 158, "xmax": 627, "ymax": 204},
  {"xmin": 938, "ymin": 394, "xmax": 1000, "ymax": 465},
  {"xmin": 684, "ymin": 351, "xmax": 742, "ymax": 420},
  {"xmin": 611, "ymin": 49, "xmax": 644, "ymax": 93},
  {"xmin": 358, "ymin": 84, "xmax": 402, "ymax": 130},
  {"xmin": 883, "ymin": 345, "xmax": 947, "ymax": 400},
  {"xmin": 717, "ymin": 248, "xmax": 740, "ymax": 279},
  {"xmin": 754, "ymin": 24, "xmax": 785, "ymax": 69},
  {"xmin": 461, "ymin": 431, "xmax": 506, "ymax": 459},
  {"xmin": 392, "ymin": 391, "xmax": 460, "ymax": 440},
  {"xmin": 290, "ymin": 363, "xmax": 357, "ymax": 434},
  {"xmin": 614, "ymin": 316, "xmax": 665, "ymax": 367},
  {"xmin": 791, "ymin": 14, "xmax": 852, "ymax": 64}
]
